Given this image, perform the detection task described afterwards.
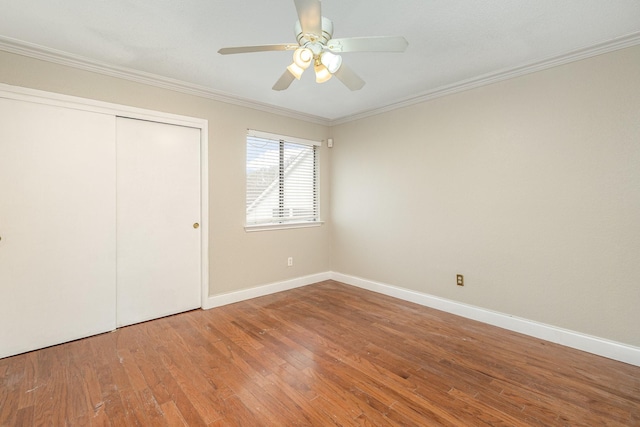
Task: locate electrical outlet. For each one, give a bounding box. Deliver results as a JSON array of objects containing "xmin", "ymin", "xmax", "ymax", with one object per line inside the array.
[
  {"xmin": 456, "ymin": 274, "xmax": 464, "ymax": 286},
  {"xmin": 287, "ymin": 257, "xmax": 293, "ymax": 267}
]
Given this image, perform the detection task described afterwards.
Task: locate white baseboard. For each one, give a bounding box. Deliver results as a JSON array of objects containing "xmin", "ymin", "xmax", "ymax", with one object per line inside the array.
[
  {"xmin": 202, "ymin": 272, "xmax": 331, "ymax": 309},
  {"xmin": 331, "ymin": 272, "xmax": 640, "ymax": 367},
  {"xmin": 201, "ymin": 271, "xmax": 639, "ymax": 367}
]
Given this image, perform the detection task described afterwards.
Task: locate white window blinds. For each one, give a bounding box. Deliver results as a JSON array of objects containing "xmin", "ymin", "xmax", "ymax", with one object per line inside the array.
[{"xmin": 246, "ymin": 130, "xmax": 319, "ymax": 227}]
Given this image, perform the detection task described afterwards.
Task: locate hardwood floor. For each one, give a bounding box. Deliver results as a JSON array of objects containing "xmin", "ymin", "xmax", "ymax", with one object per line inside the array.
[{"xmin": 1, "ymin": 280, "xmax": 639, "ymax": 426}]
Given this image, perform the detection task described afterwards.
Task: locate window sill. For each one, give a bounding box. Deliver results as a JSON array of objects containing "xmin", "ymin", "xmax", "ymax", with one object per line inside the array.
[{"xmin": 244, "ymin": 221, "xmax": 324, "ymax": 232}]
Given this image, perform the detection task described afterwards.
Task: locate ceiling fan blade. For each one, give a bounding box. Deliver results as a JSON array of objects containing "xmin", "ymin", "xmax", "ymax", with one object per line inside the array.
[
  {"xmin": 272, "ymin": 69, "xmax": 296, "ymax": 91},
  {"xmin": 327, "ymin": 36, "xmax": 408, "ymax": 53},
  {"xmin": 333, "ymin": 64, "xmax": 365, "ymax": 91},
  {"xmin": 218, "ymin": 44, "xmax": 297, "ymax": 55},
  {"xmin": 294, "ymin": 0, "xmax": 322, "ymax": 36}
]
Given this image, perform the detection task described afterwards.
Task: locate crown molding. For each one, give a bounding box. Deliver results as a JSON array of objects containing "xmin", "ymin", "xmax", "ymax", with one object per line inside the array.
[
  {"xmin": 331, "ymin": 31, "xmax": 640, "ymax": 126},
  {"xmin": 2, "ymin": 31, "xmax": 639, "ymax": 128},
  {"xmin": 0, "ymin": 35, "xmax": 331, "ymax": 126}
]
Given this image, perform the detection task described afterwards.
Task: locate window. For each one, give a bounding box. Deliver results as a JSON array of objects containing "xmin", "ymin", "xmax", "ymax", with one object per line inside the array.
[{"xmin": 246, "ymin": 130, "xmax": 320, "ymax": 229}]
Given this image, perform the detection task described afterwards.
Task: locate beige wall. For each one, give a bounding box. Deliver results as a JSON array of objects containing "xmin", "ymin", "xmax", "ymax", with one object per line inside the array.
[
  {"xmin": 2, "ymin": 44, "xmax": 639, "ymax": 347},
  {"xmin": 330, "ymin": 45, "xmax": 640, "ymax": 346},
  {"xmin": 0, "ymin": 50, "xmax": 331, "ymax": 297}
]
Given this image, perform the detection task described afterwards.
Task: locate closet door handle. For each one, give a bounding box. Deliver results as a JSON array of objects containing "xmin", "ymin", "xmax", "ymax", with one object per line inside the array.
[{"xmin": 193, "ymin": 223, "xmax": 200, "ymax": 229}]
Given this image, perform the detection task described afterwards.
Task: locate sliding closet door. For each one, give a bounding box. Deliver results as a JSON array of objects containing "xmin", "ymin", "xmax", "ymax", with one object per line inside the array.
[
  {"xmin": 0, "ymin": 97, "xmax": 116, "ymax": 359},
  {"xmin": 116, "ymin": 118, "xmax": 201, "ymax": 327}
]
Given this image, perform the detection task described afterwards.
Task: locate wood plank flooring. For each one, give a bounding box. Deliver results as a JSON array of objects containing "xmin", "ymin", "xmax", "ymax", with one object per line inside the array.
[{"xmin": 1, "ymin": 280, "xmax": 639, "ymax": 426}]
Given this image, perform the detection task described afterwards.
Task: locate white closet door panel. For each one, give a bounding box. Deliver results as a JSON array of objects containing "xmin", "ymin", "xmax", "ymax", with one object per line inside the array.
[
  {"xmin": 0, "ymin": 98, "xmax": 116, "ymax": 359},
  {"xmin": 116, "ymin": 118, "xmax": 201, "ymax": 327}
]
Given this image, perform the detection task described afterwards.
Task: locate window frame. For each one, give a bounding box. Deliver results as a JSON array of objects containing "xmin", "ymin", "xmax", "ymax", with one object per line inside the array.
[{"xmin": 244, "ymin": 129, "xmax": 322, "ymax": 232}]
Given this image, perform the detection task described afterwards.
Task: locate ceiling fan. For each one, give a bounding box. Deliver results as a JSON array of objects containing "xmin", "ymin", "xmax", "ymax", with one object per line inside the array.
[{"xmin": 218, "ymin": 0, "xmax": 408, "ymax": 91}]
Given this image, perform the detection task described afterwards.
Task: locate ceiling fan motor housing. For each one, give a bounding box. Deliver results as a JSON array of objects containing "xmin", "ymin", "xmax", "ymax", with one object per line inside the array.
[{"xmin": 295, "ymin": 16, "xmax": 334, "ymax": 45}]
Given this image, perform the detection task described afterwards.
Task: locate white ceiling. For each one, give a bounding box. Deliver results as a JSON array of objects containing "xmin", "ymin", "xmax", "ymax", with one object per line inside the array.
[{"xmin": 1, "ymin": 1, "xmax": 640, "ymax": 123}]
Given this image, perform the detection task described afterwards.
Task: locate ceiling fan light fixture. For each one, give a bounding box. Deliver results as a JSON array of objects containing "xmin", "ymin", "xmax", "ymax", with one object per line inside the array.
[
  {"xmin": 287, "ymin": 62, "xmax": 305, "ymax": 79},
  {"xmin": 218, "ymin": 0, "xmax": 408, "ymax": 92},
  {"xmin": 293, "ymin": 47, "xmax": 313, "ymax": 69},
  {"xmin": 287, "ymin": 47, "xmax": 313, "ymax": 80},
  {"xmin": 314, "ymin": 62, "xmax": 332, "ymax": 83},
  {"xmin": 320, "ymin": 51, "xmax": 342, "ymax": 73}
]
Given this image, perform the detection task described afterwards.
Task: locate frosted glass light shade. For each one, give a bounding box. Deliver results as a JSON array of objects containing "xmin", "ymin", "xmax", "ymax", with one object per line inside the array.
[
  {"xmin": 287, "ymin": 62, "xmax": 305, "ymax": 79},
  {"xmin": 287, "ymin": 48, "xmax": 313, "ymax": 80},
  {"xmin": 320, "ymin": 51, "xmax": 342, "ymax": 73},
  {"xmin": 293, "ymin": 48, "xmax": 313, "ymax": 69},
  {"xmin": 314, "ymin": 63, "xmax": 332, "ymax": 83}
]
